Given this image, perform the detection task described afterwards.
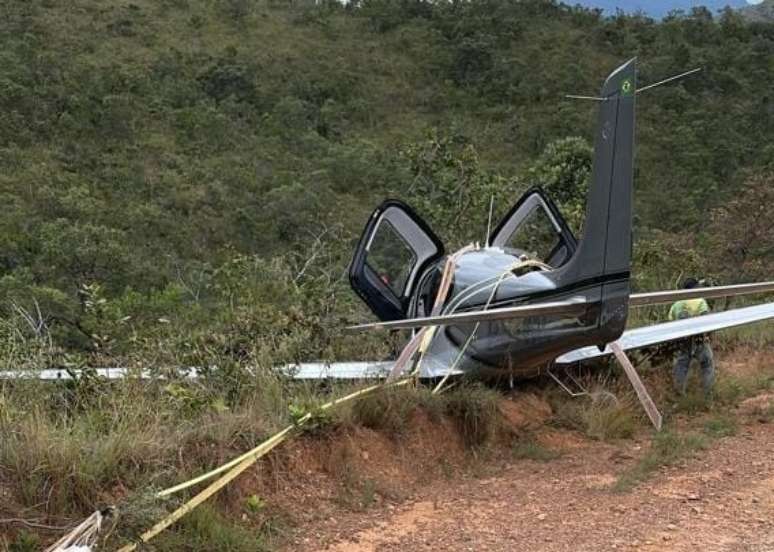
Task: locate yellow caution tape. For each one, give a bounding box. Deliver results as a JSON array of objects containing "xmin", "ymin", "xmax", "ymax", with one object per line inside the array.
[{"xmin": 116, "ymin": 378, "xmax": 412, "ymax": 551}]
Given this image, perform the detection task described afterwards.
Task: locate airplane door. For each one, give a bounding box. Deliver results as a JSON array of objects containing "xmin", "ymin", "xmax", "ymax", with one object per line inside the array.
[
  {"xmin": 488, "ymin": 188, "xmax": 577, "ymax": 268},
  {"xmin": 349, "ymin": 200, "xmax": 445, "ymax": 321}
]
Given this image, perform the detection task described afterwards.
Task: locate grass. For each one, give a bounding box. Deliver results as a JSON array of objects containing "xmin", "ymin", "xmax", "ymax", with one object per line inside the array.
[
  {"xmin": 342, "ymin": 382, "xmax": 502, "ymax": 449},
  {"xmin": 544, "ymin": 356, "xmax": 771, "ymax": 494},
  {"xmin": 2, "ymin": 339, "xmax": 769, "ymax": 547},
  {"xmin": 713, "ymin": 321, "xmax": 774, "ymax": 350},
  {"xmin": 612, "ymin": 376, "xmax": 758, "ymax": 493},
  {"xmin": 344, "ymin": 384, "xmax": 423, "ymax": 435},
  {"xmin": 335, "ymin": 474, "xmax": 380, "ymax": 512},
  {"xmin": 149, "ymin": 504, "xmax": 270, "ymax": 552},
  {"xmin": 550, "ymin": 389, "xmax": 640, "ymax": 442},
  {"xmin": 584, "ymin": 395, "xmax": 639, "ymax": 441},
  {"xmin": 613, "ymin": 430, "xmax": 709, "ymax": 492},
  {"xmin": 442, "ymin": 384, "xmax": 502, "ymax": 449},
  {"xmin": 670, "ymin": 370, "xmax": 772, "ymax": 417},
  {"xmin": 611, "ymin": 368, "xmax": 774, "ymax": 492},
  {"xmin": 0, "ymin": 373, "xmax": 509, "ymax": 548},
  {"xmin": 3, "ymin": 531, "xmax": 40, "ymax": 552},
  {"xmin": 511, "ymin": 438, "xmax": 561, "ymax": 462},
  {"xmin": 0, "ymin": 373, "xmax": 320, "ymax": 545},
  {"xmin": 702, "ymin": 414, "xmax": 738, "ymax": 438},
  {"xmin": 0, "ymin": 383, "xmax": 173, "ymax": 515}
]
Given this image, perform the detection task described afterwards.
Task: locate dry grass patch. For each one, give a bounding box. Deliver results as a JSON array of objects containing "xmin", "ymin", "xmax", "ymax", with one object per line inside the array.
[
  {"xmin": 550, "ymin": 389, "xmax": 640, "ymax": 442},
  {"xmin": 613, "ymin": 430, "xmax": 708, "ymax": 492}
]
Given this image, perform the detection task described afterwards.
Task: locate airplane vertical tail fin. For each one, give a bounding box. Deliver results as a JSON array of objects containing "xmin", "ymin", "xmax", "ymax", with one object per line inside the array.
[
  {"xmin": 557, "ymin": 59, "xmax": 636, "ymax": 343},
  {"xmin": 574, "ymin": 58, "xmax": 636, "ymax": 281}
]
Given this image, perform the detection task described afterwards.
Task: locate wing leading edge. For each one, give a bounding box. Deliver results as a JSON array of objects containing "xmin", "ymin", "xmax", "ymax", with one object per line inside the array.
[
  {"xmin": 348, "ymin": 282, "xmax": 774, "ymax": 332},
  {"xmin": 556, "ymin": 302, "xmax": 774, "ymax": 364},
  {"xmin": 630, "ymin": 281, "xmax": 774, "ymax": 307}
]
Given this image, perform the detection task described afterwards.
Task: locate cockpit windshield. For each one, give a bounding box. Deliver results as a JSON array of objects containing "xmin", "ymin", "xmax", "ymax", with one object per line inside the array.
[
  {"xmin": 489, "ymin": 189, "xmax": 577, "ymax": 268},
  {"xmin": 500, "ymin": 204, "xmax": 560, "ymax": 263}
]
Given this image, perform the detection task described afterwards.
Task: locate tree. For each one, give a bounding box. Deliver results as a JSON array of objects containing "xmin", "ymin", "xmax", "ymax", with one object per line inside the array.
[
  {"xmin": 707, "ymin": 172, "xmax": 774, "ymax": 283},
  {"xmin": 525, "ymin": 137, "xmax": 593, "ymax": 236},
  {"xmin": 401, "ymin": 130, "xmax": 516, "ymax": 247}
]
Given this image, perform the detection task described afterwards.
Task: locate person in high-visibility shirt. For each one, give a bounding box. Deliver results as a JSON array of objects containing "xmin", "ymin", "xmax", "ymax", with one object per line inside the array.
[{"xmin": 668, "ymin": 277, "xmax": 715, "ymax": 397}]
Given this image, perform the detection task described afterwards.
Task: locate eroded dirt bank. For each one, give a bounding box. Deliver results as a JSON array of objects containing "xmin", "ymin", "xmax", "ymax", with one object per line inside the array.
[
  {"xmin": 290, "ymin": 419, "xmax": 773, "ymax": 552},
  {"xmin": 230, "ymin": 350, "xmax": 774, "ymax": 552}
]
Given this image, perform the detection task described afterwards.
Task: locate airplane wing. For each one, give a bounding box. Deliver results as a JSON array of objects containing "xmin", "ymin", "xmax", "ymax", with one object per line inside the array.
[
  {"xmin": 0, "ymin": 367, "xmax": 203, "ymax": 380},
  {"xmin": 555, "ymin": 302, "xmax": 774, "ymax": 364},
  {"xmin": 347, "ymin": 297, "xmax": 589, "ymax": 332},
  {"xmin": 348, "ymin": 282, "xmax": 774, "ymax": 332},
  {"xmin": 280, "ymin": 360, "xmax": 464, "ymax": 380},
  {"xmin": 629, "ymin": 281, "xmax": 774, "ymax": 307},
  {"xmin": 282, "ymin": 361, "xmax": 395, "ymax": 379},
  {"xmin": 0, "ymin": 363, "xmax": 403, "ymax": 382}
]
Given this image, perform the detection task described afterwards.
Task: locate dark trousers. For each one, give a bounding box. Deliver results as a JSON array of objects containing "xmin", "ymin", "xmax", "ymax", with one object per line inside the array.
[{"xmin": 673, "ymin": 339, "xmax": 715, "ymax": 396}]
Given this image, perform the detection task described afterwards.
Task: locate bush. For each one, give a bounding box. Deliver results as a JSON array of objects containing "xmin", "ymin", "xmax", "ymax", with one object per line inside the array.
[{"xmin": 584, "ymin": 394, "xmax": 639, "ymax": 441}]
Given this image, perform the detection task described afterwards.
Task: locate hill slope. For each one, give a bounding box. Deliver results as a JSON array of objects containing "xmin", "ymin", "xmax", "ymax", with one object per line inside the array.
[
  {"xmin": 741, "ymin": 0, "xmax": 774, "ymax": 21},
  {"xmin": 0, "ymin": 0, "xmax": 772, "ymax": 358}
]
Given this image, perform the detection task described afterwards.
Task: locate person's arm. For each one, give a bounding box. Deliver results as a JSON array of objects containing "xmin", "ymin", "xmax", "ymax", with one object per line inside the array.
[
  {"xmin": 668, "ymin": 303, "xmax": 677, "ymax": 321},
  {"xmin": 699, "ymin": 298, "xmax": 710, "ymax": 315}
]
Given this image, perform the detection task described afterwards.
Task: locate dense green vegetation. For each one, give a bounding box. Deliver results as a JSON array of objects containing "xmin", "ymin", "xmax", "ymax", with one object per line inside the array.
[
  {"xmin": 1, "ymin": 0, "xmax": 773, "ymax": 366},
  {"xmin": 1, "ymin": 3, "xmax": 773, "ymax": 548}
]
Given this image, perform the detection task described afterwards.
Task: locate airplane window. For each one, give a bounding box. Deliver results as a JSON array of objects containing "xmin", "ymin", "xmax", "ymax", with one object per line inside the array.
[
  {"xmin": 503, "ymin": 205, "xmax": 559, "ymax": 264},
  {"xmin": 366, "ymin": 219, "xmax": 417, "ymax": 297}
]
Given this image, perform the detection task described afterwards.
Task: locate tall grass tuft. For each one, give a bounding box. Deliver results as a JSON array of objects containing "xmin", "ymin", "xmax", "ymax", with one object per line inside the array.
[
  {"xmin": 346, "ymin": 384, "xmax": 420, "ymax": 435},
  {"xmin": 550, "ymin": 389, "xmax": 640, "ymax": 441},
  {"xmin": 149, "ymin": 504, "xmax": 270, "ymax": 552},
  {"xmin": 443, "ymin": 383, "xmax": 502, "ymax": 449}
]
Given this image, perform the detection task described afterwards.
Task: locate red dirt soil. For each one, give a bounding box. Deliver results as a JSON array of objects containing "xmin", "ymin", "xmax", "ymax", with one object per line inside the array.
[
  {"xmin": 225, "ymin": 359, "xmax": 774, "ymax": 552},
  {"xmin": 282, "ymin": 410, "xmax": 774, "ymax": 551}
]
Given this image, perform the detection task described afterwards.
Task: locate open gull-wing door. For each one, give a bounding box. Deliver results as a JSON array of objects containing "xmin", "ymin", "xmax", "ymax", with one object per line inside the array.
[
  {"xmin": 350, "ymin": 59, "xmax": 637, "ymax": 340},
  {"xmin": 488, "ymin": 187, "xmax": 577, "ymax": 268},
  {"xmin": 349, "ymin": 200, "xmax": 444, "ymax": 321}
]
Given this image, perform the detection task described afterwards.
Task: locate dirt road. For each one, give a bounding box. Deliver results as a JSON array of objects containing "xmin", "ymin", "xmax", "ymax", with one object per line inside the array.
[{"xmin": 296, "ymin": 419, "xmax": 773, "ymax": 551}]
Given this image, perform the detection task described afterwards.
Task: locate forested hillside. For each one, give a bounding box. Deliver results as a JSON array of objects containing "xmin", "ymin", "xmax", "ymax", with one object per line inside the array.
[
  {"xmin": 741, "ymin": 0, "xmax": 774, "ymax": 22},
  {"xmin": 1, "ymin": 0, "xmax": 773, "ymax": 366}
]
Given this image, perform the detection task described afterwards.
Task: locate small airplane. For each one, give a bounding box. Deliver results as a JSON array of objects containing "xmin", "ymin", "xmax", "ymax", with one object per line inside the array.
[{"xmin": 335, "ymin": 59, "xmax": 774, "ymax": 415}]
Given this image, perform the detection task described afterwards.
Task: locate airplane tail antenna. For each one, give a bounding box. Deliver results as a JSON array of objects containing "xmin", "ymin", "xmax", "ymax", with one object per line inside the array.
[
  {"xmin": 562, "ymin": 65, "xmax": 700, "ymax": 282},
  {"xmin": 485, "ymin": 194, "xmax": 495, "ymax": 247},
  {"xmin": 565, "ymin": 67, "xmax": 701, "ymax": 101}
]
